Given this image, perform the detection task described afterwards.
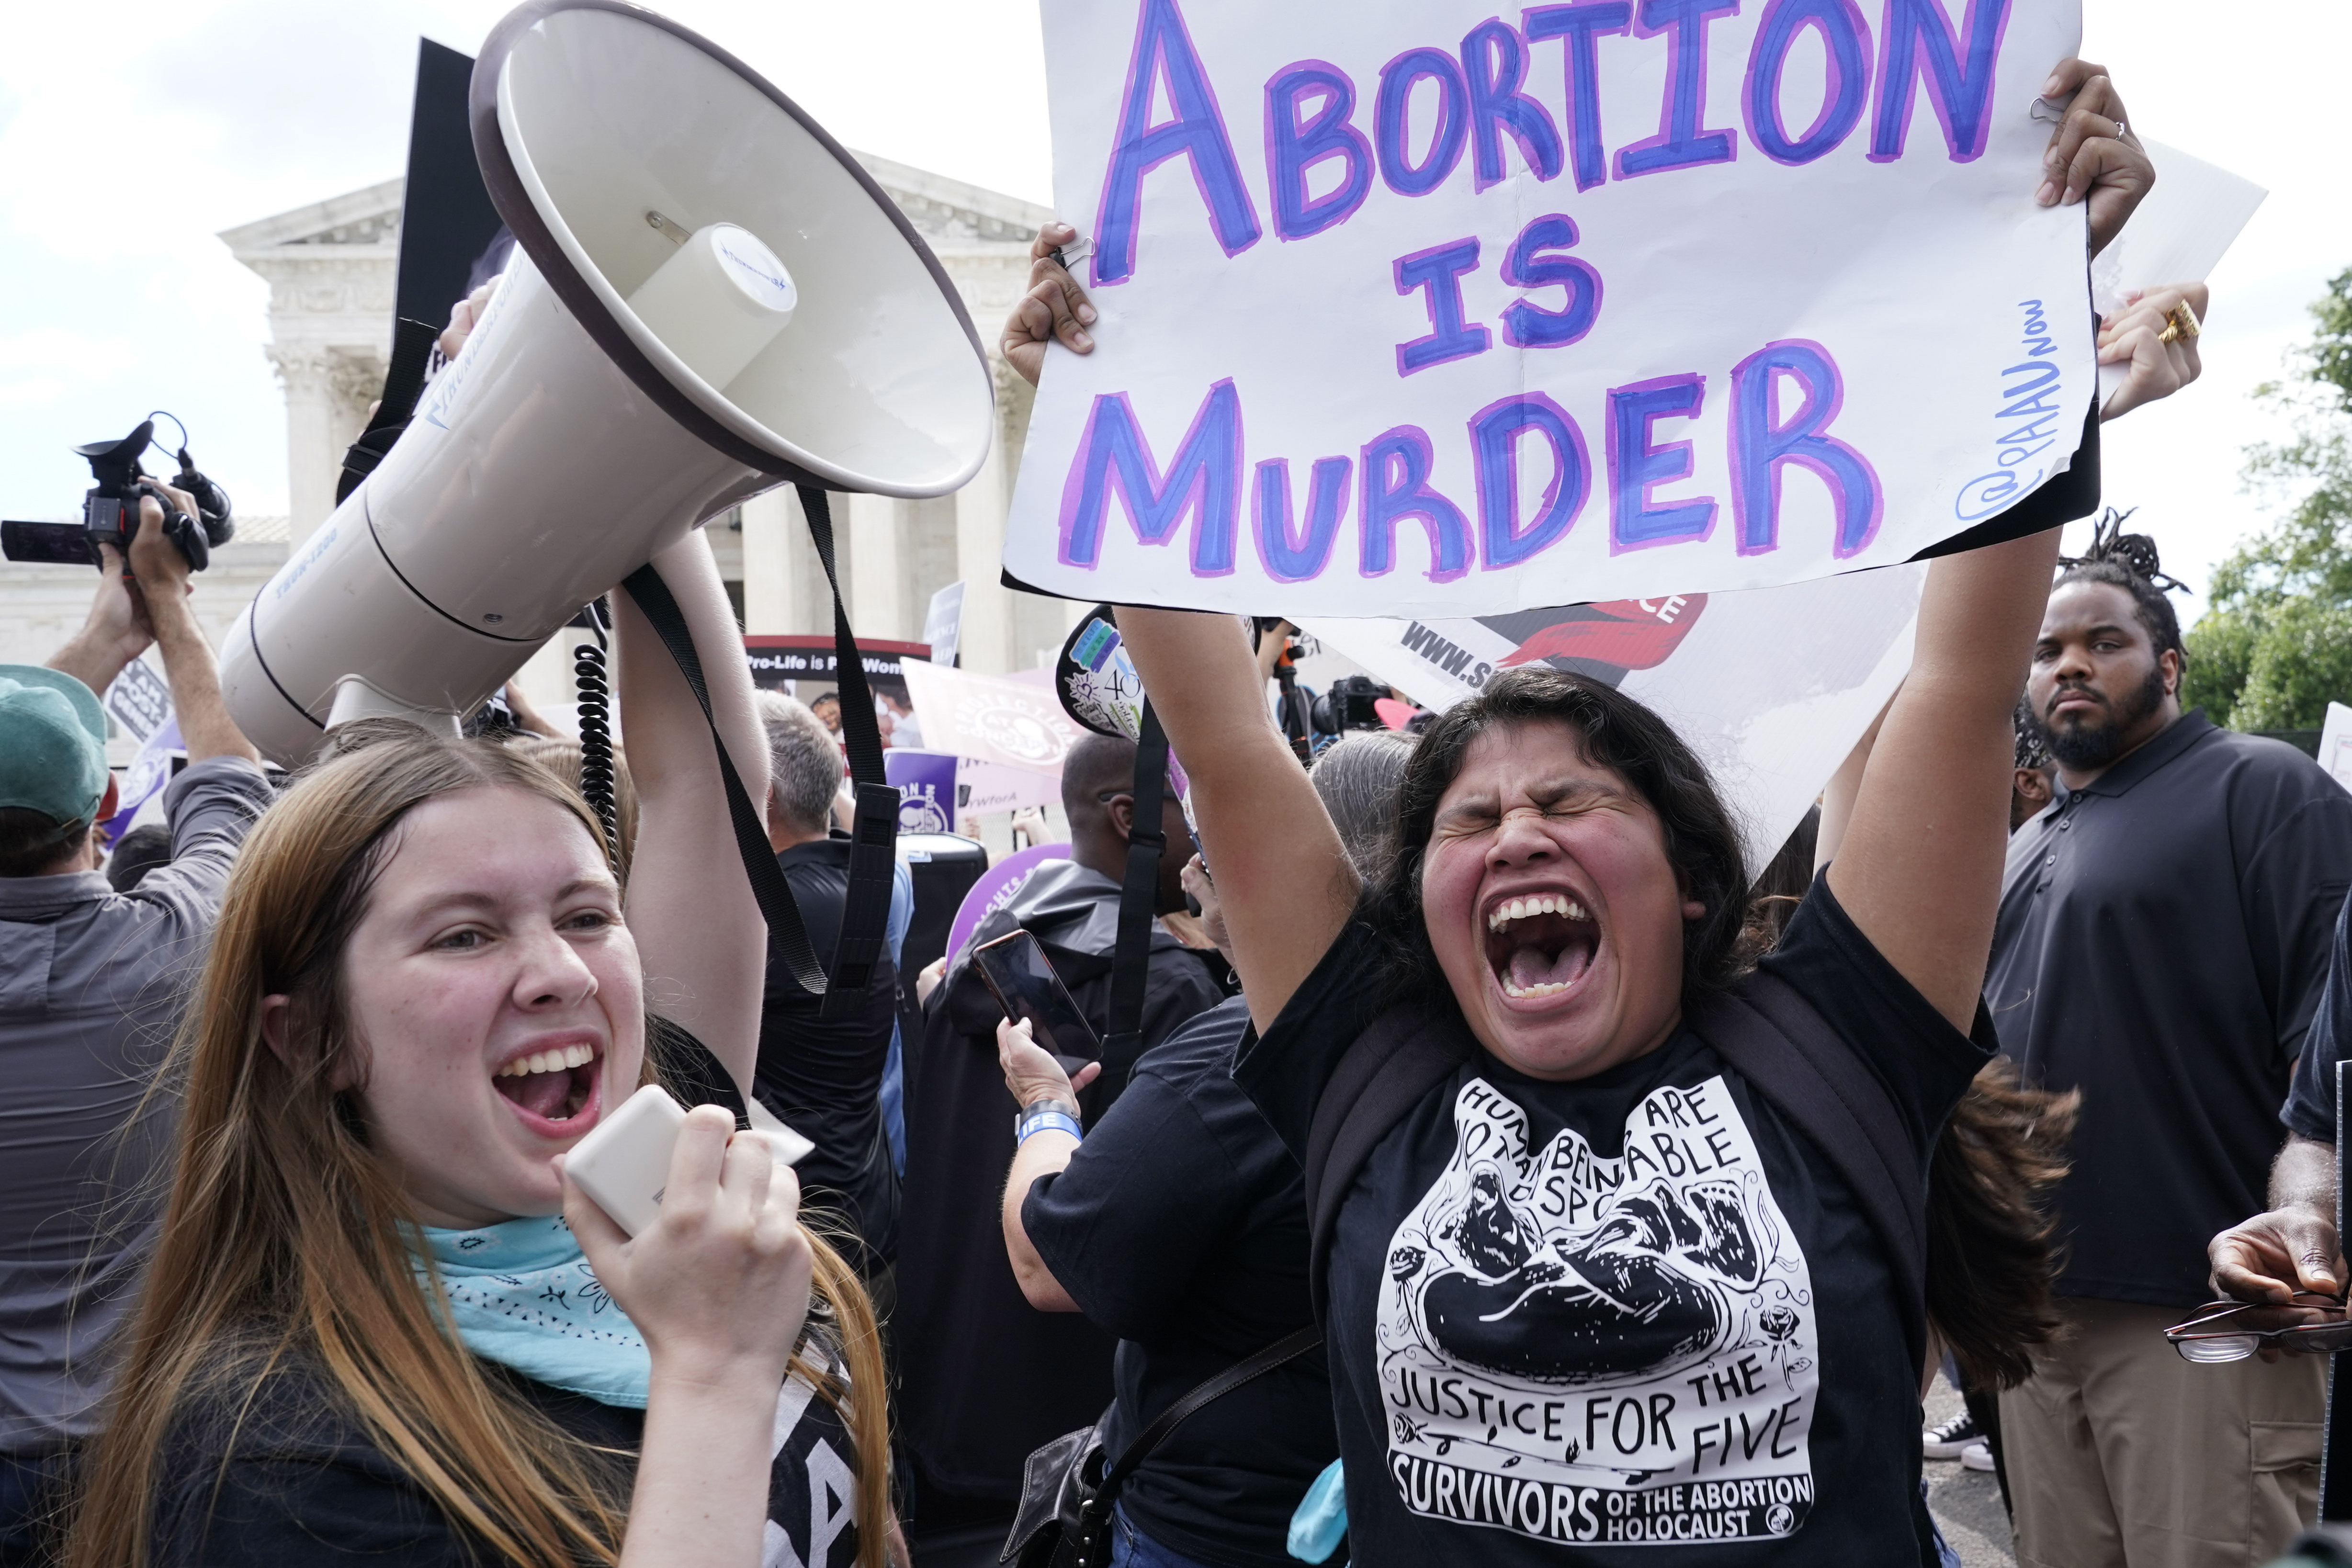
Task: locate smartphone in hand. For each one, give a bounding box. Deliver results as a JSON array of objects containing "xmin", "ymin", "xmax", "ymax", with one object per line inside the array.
[{"xmin": 971, "ymin": 928, "xmax": 1102, "ymax": 1079}]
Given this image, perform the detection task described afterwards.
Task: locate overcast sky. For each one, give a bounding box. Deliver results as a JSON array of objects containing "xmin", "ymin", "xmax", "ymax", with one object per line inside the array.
[{"xmin": 0, "ymin": 0, "xmax": 2341, "ymax": 624}]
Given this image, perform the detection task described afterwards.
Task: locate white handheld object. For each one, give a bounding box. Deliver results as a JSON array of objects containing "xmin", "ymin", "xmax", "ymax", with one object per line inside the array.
[
  {"xmin": 565, "ymin": 1084, "xmax": 816, "ymax": 1237},
  {"xmin": 565, "ymin": 1084, "xmax": 689, "ymax": 1236}
]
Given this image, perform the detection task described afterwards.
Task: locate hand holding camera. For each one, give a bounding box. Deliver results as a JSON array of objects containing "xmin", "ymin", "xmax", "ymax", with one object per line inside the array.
[{"xmin": 1, "ymin": 414, "xmax": 233, "ymax": 572}]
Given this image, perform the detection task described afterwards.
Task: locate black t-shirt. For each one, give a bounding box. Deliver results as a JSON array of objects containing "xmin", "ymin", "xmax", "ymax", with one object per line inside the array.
[
  {"xmin": 1237, "ymin": 880, "xmax": 1987, "ymax": 1564},
  {"xmin": 895, "ymin": 861, "xmax": 1228, "ymax": 1503},
  {"xmin": 2283, "ymin": 887, "xmax": 2352, "ymax": 1143},
  {"xmin": 758, "ymin": 835, "xmax": 900, "ymax": 1275},
  {"xmin": 151, "ymin": 1343, "xmax": 865, "ymax": 1566},
  {"xmin": 1023, "ymin": 997, "xmax": 1336, "ymax": 1568},
  {"xmin": 1986, "ymin": 713, "xmax": 2352, "ymax": 1305}
]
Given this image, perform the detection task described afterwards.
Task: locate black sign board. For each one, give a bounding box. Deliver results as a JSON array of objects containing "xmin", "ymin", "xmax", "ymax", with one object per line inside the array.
[{"xmin": 393, "ymin": 39, "xmax": 510, "ymax": 333}]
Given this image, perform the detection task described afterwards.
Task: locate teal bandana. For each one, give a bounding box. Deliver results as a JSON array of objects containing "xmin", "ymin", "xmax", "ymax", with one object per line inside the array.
[{"xmin": 412, "ymin": 1215, "xmax": 650, "ymax": 1409}]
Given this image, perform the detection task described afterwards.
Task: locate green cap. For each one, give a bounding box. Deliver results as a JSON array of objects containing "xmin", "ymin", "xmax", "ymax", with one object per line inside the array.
[{"xmin": 0, "ymin": 666, "xmax": 110, "ymax": 828}]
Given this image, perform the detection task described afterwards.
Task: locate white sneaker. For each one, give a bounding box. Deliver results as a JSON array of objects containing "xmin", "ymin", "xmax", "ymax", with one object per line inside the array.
[{"xmin": 1960, "ymin": 1441, "xmax": 1995, "ymax": 1473}]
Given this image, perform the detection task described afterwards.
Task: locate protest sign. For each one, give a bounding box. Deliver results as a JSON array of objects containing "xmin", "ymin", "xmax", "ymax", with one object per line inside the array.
[
  {"xmin": 101, "ymin": 715, "xmax": 182, "ymax": 847},
  {"xmin": 104, "ymin": 655, "xmax": 172, "ymax": 745},
  {"xmin": 885, "ymin": 750, "xmax": 962, "ymax": 834},
  {"xmin": 2319, "ymin": 704, "xmax": 2352, "ymax": 798},
  {"xmin": 956, "ymin": 756, "xmax": 1063, "ymax": 815},
  {"xmin": 1303, "ymin": 564, "xmax": 1925, "ymax": 873},
  {"xmin": 924, "ymin": 581, "xmax": 968, "ymax": 669},
  {"xmin": 947, "ymin": 843, "xmax": 1073, "ymax": 964},
  {"xmin": 2089, "ymin": 137, "xmax": 2263, "ymax": 407},
  {"xmin": 900, "ymin": 658, "xmax": 1087, "ymax": 775},
  {"xmin": 1007, "ymin": 0, "xmax": 2092, "ymax": 618},
  {"xmin": 742, "ymin": 634, "xmax": 928, "ymax": 710}
]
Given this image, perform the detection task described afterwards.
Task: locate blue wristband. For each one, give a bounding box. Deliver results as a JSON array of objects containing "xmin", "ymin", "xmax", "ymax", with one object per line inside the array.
[{"xmin": 1017, "ymin": 1107, "xmax": 1085, "ymax": 1145}]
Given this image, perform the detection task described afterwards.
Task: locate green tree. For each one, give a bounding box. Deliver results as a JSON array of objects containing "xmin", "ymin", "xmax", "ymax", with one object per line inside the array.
[{"xmin": 2183, "ymin": 267, "xmax": 2352, "ymax": 729}]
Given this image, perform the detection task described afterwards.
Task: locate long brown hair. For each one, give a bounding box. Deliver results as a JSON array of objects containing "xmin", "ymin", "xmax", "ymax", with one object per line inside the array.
[
  {"xmin": 1925, "ymin": 1059, "xmax": 2080, "ymax": 1391},
  {"xmin": 68, "ymin": 732, "xmax": 889, "ymax": 1566}
]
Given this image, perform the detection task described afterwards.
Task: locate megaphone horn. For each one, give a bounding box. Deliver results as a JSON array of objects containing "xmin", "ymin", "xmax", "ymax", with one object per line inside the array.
[{"xmin": 222, "ymin": 0, "xmax": 995, "ymax": 766}]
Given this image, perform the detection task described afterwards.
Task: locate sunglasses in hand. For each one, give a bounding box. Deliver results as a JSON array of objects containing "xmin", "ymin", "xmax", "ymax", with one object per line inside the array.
[{"xmin": 2164, "ymin": 1293, "xmax": 2352, "ymax": 1364}]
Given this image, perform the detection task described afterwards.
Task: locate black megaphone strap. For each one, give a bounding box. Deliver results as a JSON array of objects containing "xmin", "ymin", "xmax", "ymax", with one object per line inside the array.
[
  {"xmin": 617, "ymin": 492, "xmax": 902, "ymax": 1015},
  {"xmin": 621, "ymin": 563, "xmax": 828, "ymax": 996},
  {"xmin": 794, "ymin": 486, "xmax": 902, "ymax": 1021},
  {"xmin": 336, "ymin": 317, "xmax": 440, "ymax": 506}
]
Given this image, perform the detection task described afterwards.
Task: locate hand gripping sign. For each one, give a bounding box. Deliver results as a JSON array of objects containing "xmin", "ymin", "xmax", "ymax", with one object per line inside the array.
[{"xmin": 1006, "ymin": 0, "xmax": 2093, "ymax": 617}]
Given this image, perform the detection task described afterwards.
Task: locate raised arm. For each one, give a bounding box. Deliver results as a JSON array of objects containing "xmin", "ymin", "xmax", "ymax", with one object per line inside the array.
[
  {"xmin": 1824, "ymin": 532, "xmax": 2059, "ymax": 1026},
  {"xmin": 1827, "ymin": 279, "xmax": 2209, "ymax": 1024},
  {"xmin": 1117, "ymin": 609, "xmax": 1354, "ymax": 1030},
  {"xmin": 128, "ymin": 492, "xmax": 258, "ymax": 766},
  {"xmin": 44, "ymin": 542, "xmax": 153, "ymax": 701},
  {"xmin": 614, "ymin": 530, "xmax": 770, "ymax": 1091}
]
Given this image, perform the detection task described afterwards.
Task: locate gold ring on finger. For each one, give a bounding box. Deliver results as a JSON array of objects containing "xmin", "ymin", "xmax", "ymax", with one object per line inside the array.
[{"xmin": 2159, "ymin": 300, "xmax": 2202, "ymax": 345}]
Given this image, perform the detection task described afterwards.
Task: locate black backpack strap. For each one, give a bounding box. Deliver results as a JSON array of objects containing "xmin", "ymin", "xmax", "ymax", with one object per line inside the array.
[
  {"xmin": 1688, "ymin": 970, "xmax": 1930, "ymax": 1369},
  {"xmin": 1098, "ymin": 1324, "xmax": 1323, "ymax": 1494},
  {"xmin": 1096, "ymin": 702, "xmax": 1170, "ymax": 1100},
  {"xmin": 1301, "ymin": 1007, "xmax": 1475, "ymax": 1321},
  {"xmin": 794, "ymin": 485, "xmax": 902, "ymax": 1022}
]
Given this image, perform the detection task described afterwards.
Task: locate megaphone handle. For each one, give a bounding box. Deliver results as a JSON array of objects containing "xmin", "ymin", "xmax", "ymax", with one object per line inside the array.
[{"xmin": 620, "ymin": 564, "xmax": 829, "ymax": 997}]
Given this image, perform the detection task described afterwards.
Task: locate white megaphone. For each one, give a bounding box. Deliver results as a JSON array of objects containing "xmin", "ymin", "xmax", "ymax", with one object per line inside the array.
[{"xmin": 222, "ymin": 0, "xmax": 993, "ymax": 765}]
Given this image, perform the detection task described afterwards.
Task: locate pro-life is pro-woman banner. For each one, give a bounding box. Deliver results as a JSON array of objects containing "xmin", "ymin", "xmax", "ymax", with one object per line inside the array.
[{"xmin": 1004, "ymin": 0, "xmax": 2091, "ymax": 617}]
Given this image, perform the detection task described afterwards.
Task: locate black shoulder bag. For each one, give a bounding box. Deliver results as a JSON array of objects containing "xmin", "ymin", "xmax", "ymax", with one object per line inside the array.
[{"xmin": 1001, "ymin": 1324, "xmax": 1321, "ymax": 1568}]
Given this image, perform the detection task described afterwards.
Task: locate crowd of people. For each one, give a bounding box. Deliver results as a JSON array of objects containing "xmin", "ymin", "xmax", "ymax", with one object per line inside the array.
[{"xmin": 1, "ymin": 49, "xmax": 2343, "ymax": 1568}]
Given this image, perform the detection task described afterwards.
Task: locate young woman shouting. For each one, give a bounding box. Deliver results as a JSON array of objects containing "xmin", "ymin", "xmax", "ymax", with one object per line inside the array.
[
  {"xmin": 1000, "ymin": 57, "xmax": 2201, "ymax": 1566},
  {"xmin": 66, "ymin": 528, "xmax": 888, "ymax": 1568}
]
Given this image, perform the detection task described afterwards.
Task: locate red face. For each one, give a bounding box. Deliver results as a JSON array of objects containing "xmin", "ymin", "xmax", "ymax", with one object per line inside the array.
[
  {"xmin": 331, "ymin": 788, "xmax": 642, "ymax": 1228},
  {"xmin": 1420, "ymin": 721, "xmax": 1702, "ymax": 1081}
]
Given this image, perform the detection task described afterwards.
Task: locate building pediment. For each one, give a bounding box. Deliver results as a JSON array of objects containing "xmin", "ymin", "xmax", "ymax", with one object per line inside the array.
[
  {"xmin": 852, "ymin": 151, "xmax": 1054, "ymax": 246},
  {"xmin": 215, "ymin": 153, "xmax": 1046, "ymax": 263},
  {"xmin": 218, "ymin": 178, "xmax": 405, "ymax": 260}
]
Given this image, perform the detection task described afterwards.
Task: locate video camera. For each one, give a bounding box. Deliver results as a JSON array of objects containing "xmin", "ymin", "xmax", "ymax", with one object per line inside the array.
[
  {"xmin": 1313, "ymin": 674, "xmax": 1390, "ymax": 735},
  {"xmin": 1, "ymin": 413, "xmax": 234, "ymax": 571}
]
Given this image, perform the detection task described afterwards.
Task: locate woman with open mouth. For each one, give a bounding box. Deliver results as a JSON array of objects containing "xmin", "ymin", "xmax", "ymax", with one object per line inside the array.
[
  {"xmin": 64, "ymin": 525, "xmax": 889, "ymax": 1568},
  {"xmin": 1001, "ymin": 55, "xmax": 2205, "ymax": 1567}
]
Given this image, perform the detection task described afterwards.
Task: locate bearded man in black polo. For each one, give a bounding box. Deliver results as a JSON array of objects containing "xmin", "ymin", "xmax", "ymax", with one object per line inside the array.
[{"xmin": 1985, "ymin": 519, "xmax": 2352, "ymax": 1568}]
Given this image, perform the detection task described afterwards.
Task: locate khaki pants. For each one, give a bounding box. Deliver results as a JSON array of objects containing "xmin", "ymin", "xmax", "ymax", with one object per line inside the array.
[{"xmin": 2000, "ymin": 1297, "xmax": 2323, "ymax": 1568}]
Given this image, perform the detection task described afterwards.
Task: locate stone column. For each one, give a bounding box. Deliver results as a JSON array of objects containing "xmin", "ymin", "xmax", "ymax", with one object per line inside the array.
[
  {"xmin": 954, "ymin": 404, "xmax": 1014, "ymax": 675},
  {"xmin": 741, "ymin": 487, "xmax": 800, "ymax": 634},
  {"xmin": 847, "ymin": 493, "xmax": 909, "ymax": 640},
  {"xmin": 270, "ymin": 348, "xmax": 341, "ymax": 544}
]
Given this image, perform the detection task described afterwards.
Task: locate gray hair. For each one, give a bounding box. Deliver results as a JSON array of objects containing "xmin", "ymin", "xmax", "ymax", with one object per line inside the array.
[
  {"xmin": 1310, "ymin": 730, "xmax": 1416, "ymax": 882},
  {"xmin": 756, "ymin": 690, "xmax": 844, "ymax": 836}
]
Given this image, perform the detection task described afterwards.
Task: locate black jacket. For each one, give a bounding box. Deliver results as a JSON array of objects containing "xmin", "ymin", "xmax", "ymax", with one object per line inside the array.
[{"xmin": 894, "ymin": 860, "xmax": 1226, "ymax": 1502}]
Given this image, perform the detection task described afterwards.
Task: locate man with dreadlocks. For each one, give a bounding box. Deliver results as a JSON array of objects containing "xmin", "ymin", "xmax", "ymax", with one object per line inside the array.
[
  {"xmin": 1984, "ymin": 512, "xmax": 2352, "ymax": 1568},
  {"xmin": 2011, "ymin": 704, "xmax": 2057, "ymax": 831}
]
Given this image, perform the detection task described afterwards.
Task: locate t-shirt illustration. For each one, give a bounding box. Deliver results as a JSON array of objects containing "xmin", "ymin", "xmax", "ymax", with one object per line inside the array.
[
  {"xmin": 765, "ymin": 1354, "xmax": 861, "ymax": 1568},
  {"xmin": 1378, "ymin": 1075, "xmax": 1818, "ymax": 1547}
]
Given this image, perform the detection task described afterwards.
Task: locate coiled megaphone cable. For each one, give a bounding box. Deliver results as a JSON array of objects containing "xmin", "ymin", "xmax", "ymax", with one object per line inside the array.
[{"xmin": 572, "ymin": 598, "xmax": 620, "ymax": 871}]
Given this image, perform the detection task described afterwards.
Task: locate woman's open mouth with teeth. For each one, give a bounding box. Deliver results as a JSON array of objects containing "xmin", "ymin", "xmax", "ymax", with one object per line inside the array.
[
  {"xmin": 491, "ymin": 1041, "xmax": 601, "ymax": 1127},
  {"xmin": 1484, "ymin": 891, "xmax": 1600, "ymax": 1001}
]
